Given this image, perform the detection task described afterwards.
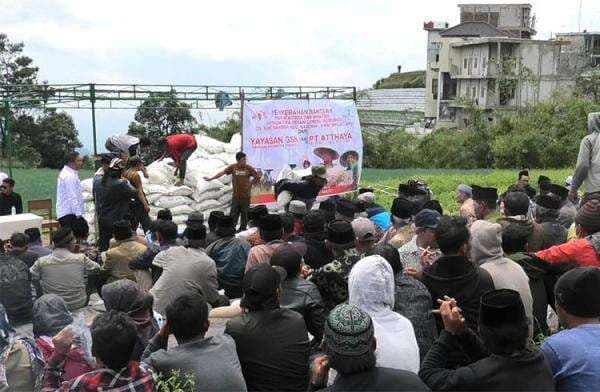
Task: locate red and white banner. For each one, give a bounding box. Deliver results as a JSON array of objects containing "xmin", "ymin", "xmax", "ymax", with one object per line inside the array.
[{"xmin": 243, "ymin": 99, "xmax": 363, "ymax": 204}]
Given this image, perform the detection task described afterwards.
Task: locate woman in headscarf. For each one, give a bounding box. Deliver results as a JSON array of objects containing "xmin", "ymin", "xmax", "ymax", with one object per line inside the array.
[
  {"xmin": 32, "ymin": 294, "xmax": 94, "ymax": 381},
  {"xmin": 0, "ymin": 304, "xmax": 45, "ymax": 391},
  {"xmin": 101, "ymin": 280, "xmax": 158, "ymax": 360},
  {"xmin": 348, "ymin": 255, "xmax": 420, "ymax": 373}
]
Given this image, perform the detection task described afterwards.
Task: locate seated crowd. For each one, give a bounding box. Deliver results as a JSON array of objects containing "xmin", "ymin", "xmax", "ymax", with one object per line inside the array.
[{"xmin": 0, "ymin": 172, "xmax": 599, "ymax": 391}]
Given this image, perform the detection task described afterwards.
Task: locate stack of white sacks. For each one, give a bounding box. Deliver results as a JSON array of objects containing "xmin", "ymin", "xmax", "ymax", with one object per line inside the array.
[{"xmin": 81, "ymin": 133, "xmax": 242, "ymax": 240}]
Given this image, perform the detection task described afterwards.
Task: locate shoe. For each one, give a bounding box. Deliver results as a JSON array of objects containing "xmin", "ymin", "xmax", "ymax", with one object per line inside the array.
[{"xmin": 174, "ymin": 179, "xmax": 184, "ymax": 186}]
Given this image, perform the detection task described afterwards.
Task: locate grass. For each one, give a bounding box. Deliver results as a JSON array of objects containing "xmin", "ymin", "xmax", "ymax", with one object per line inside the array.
[
  {"xmin": 2, "ymin": 167, "xmax": 573, "ymax": 216},
  {"xmin": 0, "ymin": 168, "xmax": 95, "ymax": 214},
  {"xmin": 361, "ymin": 168, "xmax": 573, "ymax": 215}
]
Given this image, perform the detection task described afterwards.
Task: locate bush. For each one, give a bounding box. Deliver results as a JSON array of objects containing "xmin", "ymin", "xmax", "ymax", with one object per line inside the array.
[{"xmin": 363, "ymin": 96, "xmax": 600, "ymax": 169}]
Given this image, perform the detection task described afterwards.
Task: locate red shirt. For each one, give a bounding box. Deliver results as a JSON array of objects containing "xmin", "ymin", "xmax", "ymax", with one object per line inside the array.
[
  {"xmin": 536, "ymin": 238, "xmax": 600, "ymax": 267},
  {"xmin": 166, "ymin": 134, "xmax": 197, "ymax": 162}
]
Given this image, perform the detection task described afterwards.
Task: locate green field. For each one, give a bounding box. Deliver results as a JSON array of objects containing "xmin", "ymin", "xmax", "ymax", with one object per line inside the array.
[
  {"xmin": 361, "ymin": 168, "xmax": 573, "ymax": 215},
  {"xmin": 2, "ymin": 167, "xmax": 573, "ymax": 216}
]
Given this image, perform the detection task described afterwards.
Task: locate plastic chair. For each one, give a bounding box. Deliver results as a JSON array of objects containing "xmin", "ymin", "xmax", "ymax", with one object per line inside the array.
[{"xmin": 27, "ymin": 199, "xmax": 60, "ymax": 233}]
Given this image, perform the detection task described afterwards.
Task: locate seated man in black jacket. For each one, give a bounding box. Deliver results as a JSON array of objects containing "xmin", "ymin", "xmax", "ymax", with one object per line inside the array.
[
  {"xmin": 0, "ymin": 177, "xmax": 22, "ymax": 216},
  {"xmin": 419, "ymin": 289, "xmax": 555, "ymax": 391},
  {"xmin": 303, "ymin": 210, "xmax": 334, "ymax": 269},
  {"xmin": 278, "ymin": 166, "xmax": 328, "ymax": 210},
  {"xmin": 270, "ymin": 243, "xmax": 326, "ymax": 350},
  {"xmin": 310, "ymin": 303, "xmax": 429, "ymax": 391}
]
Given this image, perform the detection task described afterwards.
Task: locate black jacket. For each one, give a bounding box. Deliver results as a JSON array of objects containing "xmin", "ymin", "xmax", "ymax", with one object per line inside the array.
[
  {"xmin": 279, "ymin": 179, "xmax": 324, "ymax": 204},
  {"xmin": 0, "ymin": 192, "xmax": 22, "ymax": 216},
  {"xmin": 0, "ymin": 255, "xmax": 33, "ymax": 324},
  {"xmin": 420, "ymin": 330, "xmax": 555, "ymax": 391},
  {"xmin": 95, "ymin": 176, "xmax": 137, "ymax": 226},
  {"xmin": 280, "ymin": 276, "xmax": 326, "ymax": 346},
  {"xmin": 304, "ymin": 233, "xmax": 334, "ymax": 270},
  {"xmin": 225, "ymin": 307, "xmax": 310, "ymax": 392},
  {"xmin": 318, "ymin": 367, "xmax": 430, "ymax": 391},
  {"xmin": 422, "ymin": 255, "xmax": 495, "ymax": 332}
]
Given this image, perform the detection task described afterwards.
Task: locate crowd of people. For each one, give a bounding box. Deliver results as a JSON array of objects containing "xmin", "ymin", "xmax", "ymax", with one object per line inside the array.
[{"xmin": 0, "ymin": 115, "xmax": 599, "ymax": 391}]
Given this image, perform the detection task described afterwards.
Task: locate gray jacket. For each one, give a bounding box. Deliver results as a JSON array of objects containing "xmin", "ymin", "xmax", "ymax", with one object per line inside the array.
[
  {"xmin": 572, "ymin": 112, "xmax": 600, "ymax": 193},
  {"xmin": 142, "ymin": 333, "xmax": 247, "ymax": 392}
]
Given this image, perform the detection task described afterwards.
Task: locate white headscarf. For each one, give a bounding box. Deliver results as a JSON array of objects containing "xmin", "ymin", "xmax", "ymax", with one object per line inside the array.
[
  {"xmin": 348, "ymin": 255, "xmax": 395, "ymax": 314},
  {"xmin": 348, "ymin": 255, "xmax": 420, "ymax": 373}
]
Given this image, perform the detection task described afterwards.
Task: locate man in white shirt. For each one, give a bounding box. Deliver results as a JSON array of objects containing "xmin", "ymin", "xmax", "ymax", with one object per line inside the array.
[{"xmin": 56, "ymin": 151, "xmax": 84, "ymax": 228}]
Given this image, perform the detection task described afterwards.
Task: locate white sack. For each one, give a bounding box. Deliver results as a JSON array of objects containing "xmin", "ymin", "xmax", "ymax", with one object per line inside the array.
[
  {"xmin": 171, "ymin": 204, "xmax": 195, "ymax": 216},
  {"xmin": 195, "ymin": 135, "xmax": 227, "ymax": 154},
  {"xmin": 144, "ymin": 184, "xmax": 168, "ymax": 194},
  {"xmin": 194, "ymin": 199, "xmax": 221, "ymax": 211},
  {"xmin": 172, "ymin": 215, "xmax": 188, "ymax": 225},
  {"xmin": 166, "ymin": 185, "xmax": 193, "ymax": 196},
  {"xmin": 155, "ymin": 195, "xmax": 193, "ymax": 209},
  {"xmin": 82, "ymin": 192, "xmax": 93, "ymax": 202},
  {"xmin": 146, "ymin": 193, "xmax": 162, "ymax": 204}
]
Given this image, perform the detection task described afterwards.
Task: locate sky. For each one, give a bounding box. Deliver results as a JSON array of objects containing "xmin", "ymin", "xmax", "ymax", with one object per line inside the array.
[{"xmin": 1, "ymin": 0, "xmax": 598, "ymax": 153}]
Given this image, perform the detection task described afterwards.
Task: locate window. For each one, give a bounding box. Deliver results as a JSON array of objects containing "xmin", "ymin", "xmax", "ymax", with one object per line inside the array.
[
  {"xmin": 480, "ymin": 86, "xmax": 485, "ymax": 97},
  {"xmin": 432, "ymin": 78, "xmax": 438, "ymax": 99},
  {"xmin": 464, "ymin": 58, "xmax": 468, "ymax": 68},
  {"xmin": 472, "ymin": 87, "xmax": 477, "ymax": 98},
  {"xmin": 465, "ymin": 86, "xmax": 470, "ymax": 97},
  {"xmin": 435, "ymin": 54, "xmax": 439, "ymax": 62},
  {"xmin": 482, "ymin": 56, "xmax": 487, "ymax": 70},
  {"xmin": 474, "ymin": 57, "xmax": 478, "ymax": 68}
]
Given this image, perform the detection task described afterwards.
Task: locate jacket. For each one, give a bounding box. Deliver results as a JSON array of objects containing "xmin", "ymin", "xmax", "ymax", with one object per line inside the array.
[
  {"xmin": 280, "ymin": 276, "xmax": 326, "ymax": 346},
  {"xmin": 318, "ymin": 367, "xmax": 430, "ymax": 391},
  {"xmin": 226, "ymin": 308, "xmax": 310, "ymax": 391},
  {"xmin": 498, "ymin": 215, "xmax": 545, "ymax": 252},
  {"xmin": 539, "ymin": 220, "xmax": 568, "ymax": 250},
  {"xmin": 394, "ymin": 274, "xmax": 437, "ymax": 363},
  {"xmin": 142, "ymin": 333, "xmax": 247, "ymax": 392},
  {"xmin": 303, "ymin": 233, "xmax": 334, "ymax": 270},
  {"xmin": 420, "ymin": 330, "xmax": 555, "ymax": 391},
  {"xmin": 96, "ymin": 176, "xmax": 137, "ymax": 226},
  {"xmin": 150, "ymin": 246, "xmax": 220, "ymax": 314},
  {"xmin": 536, "ymin": 232, "xmax": 600, "ymax": 267},
  {"xmin": 0, "ymin": 254, "xmax": 33, "ymax": 323},
  {"xmin": 279, "ymin": 179, "xmax": 325, "ymax": 207},
  {"xmin": 349, "ymin": 256, "xmax": 420, "ymax": 373},
  {"xmin": 101, "ymin": 238, "xmax": 147, "ymax": 284},
  {"xmin": 558, "ymin": 201, "xmax": 578, "ymax": 229},
  {"xmin": 572, "ymin": 117, "xmax": 600, "ymax": 194},
  {"xmin": 7, "ymin": 249, "xmax": 38, "ymax": 268},
  {"xmin": 470, "ymin": 220, "xmax": 534, "ymax": 333},
  {"xmin": 30, "ymin": 249, "xmax": 100, "ymax": 310},
  {"xmin": 508, "ymin": 252, "xmax": 550, "ymax": 334},
  {"xmin": 422, "ymin": 255, "xmax": 494, "ymax": 332}
]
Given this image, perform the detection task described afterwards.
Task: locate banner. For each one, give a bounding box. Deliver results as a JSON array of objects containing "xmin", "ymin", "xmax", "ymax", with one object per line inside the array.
[{"xmin": 243, "ymin": 99, "xmax": 363, "ymax": 204}]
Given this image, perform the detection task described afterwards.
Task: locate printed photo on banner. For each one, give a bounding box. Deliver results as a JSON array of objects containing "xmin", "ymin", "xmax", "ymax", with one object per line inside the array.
[{"xmin": 243, "ymin": 99, "xmax": 363, "ymax": 204}]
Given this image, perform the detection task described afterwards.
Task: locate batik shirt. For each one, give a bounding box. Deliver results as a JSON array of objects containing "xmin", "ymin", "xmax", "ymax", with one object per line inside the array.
[{"xmin": 310, "ymin": 249, "xmax": 362, "ymax": 310}]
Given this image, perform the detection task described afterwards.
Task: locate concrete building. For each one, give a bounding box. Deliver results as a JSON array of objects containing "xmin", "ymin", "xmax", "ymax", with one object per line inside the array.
[
  {"xmin": 458, "ymin": 3, "xmax": 536, "ymax": 38},
  {"xmin": 555, "ymin": 31, "xmax": 600, "ymax": 69},
  {"xmin": 423, "ymin": 3, "xmax": 574, "ymax": 128}
]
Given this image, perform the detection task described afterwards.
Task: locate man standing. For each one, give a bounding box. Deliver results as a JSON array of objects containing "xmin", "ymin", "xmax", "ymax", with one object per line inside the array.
[
  {"xmin": 570, "ymin": 112, "xmax": 600, "ymax": 205},
  {"xmin": 0, "ymin": 178, "xmax": 22, "ymax": 216},
  {"xmin": 56, "ymin": 151, "xmax": 84, "ymax": 228},
  {"xmin": 159, "ymin": 133, "xmax": 198, "ymax": 186},
  {"xmin": 456, "ymin": 184, "xmax": 476, "ymax": 225},
  {"xmin": 204, "ymin": 152, "xmax": 260, "ymax": 231}
]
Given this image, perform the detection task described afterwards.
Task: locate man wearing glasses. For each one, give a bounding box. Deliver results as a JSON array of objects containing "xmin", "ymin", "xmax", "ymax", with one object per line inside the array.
[{"xmin": 0, "ymin": 178, "xmax": 23, "ymax": 216}]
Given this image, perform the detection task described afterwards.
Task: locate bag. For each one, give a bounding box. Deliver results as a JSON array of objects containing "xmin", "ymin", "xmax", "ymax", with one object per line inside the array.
[{"xmin": 156, "ymin": 195, "xmax": 192, "ymax": 209}]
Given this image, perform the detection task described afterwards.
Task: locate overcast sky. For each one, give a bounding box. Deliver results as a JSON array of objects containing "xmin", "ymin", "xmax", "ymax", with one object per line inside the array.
[{"xmin": 2, "ymin": 0, "xmax": 598, "ymax": 152}]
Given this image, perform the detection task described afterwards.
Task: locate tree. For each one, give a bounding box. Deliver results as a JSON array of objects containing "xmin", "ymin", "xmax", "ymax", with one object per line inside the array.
[
  {"xmin": 200, "ymin": 113, "xmax": 240, "ymax": 143},
  {"xmin": 0, "ymin": 33, "xmax": 40, "ymax": 155},
  {"xmin": 127, "ymin": 91, "xmax": 197, "ymax": 161},
  {"xmin": 576, "ymin": 68, "xmax": 600, "ymax": 104},
  {"xmin": 31, "ymin": 111, "xmax": 82, "ymax": 168}
]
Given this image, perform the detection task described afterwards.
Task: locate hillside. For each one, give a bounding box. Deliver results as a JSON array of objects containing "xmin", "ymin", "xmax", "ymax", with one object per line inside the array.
[{"xmin": 374, "ymin": 70, "xmax": 426, "ymax": 89}]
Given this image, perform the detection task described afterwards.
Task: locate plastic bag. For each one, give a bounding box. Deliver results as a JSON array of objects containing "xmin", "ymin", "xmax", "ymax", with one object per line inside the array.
[{"xmin": 71, "ymin": 313, "xmax": 96, "ymax": 368}]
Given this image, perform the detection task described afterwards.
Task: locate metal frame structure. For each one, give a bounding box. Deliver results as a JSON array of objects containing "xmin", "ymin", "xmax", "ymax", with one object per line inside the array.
[{"xmin": 0, "ymin": 83, "xmax": 356, "ymax": 175}]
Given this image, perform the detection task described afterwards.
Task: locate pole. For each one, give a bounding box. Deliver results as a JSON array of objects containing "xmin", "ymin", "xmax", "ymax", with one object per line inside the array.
[
  {"xmin": 578, "ymin": 0, "xmax": 582, "ymax": 32},
  {"xmin": 240, "ymin": 89, "xmax": 245, "ymax": 152},
  {"xmin": 4, "ymin": 102, "xmax": 12, "ymax": 178},
  {"xmin": 90, "ymin": 83, "xmax": 98, "ymax": 156}
]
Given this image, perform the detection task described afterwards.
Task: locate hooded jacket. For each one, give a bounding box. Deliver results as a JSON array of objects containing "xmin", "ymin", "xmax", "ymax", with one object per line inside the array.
[
  {"xmin": 572, "ymin": 112, "xmax": 600, "ymax": 193},
  {"xmin": 349, "ymin": 256, "xmax": 420, "ymax": 373},
  {"xmin": 470, "ymin": 220, "xmax": 534, "ymax": 332},
  {"xmin": 422, "ymin": 255, "xmax": 494, "ymax": 333}
]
